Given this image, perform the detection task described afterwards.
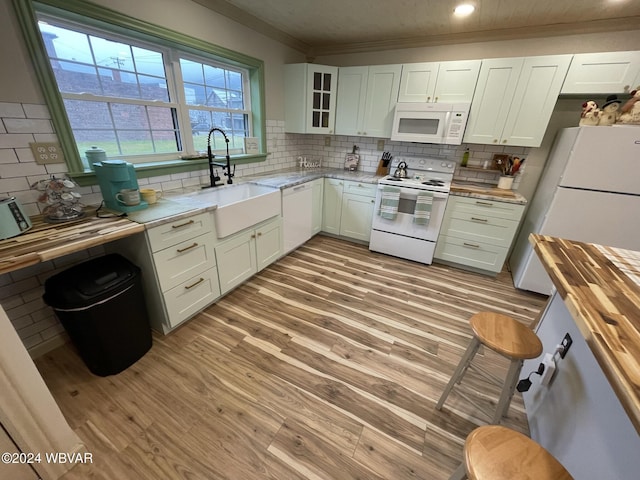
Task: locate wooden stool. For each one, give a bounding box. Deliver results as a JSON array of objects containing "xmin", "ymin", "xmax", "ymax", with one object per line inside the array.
[
  {"xmin": 436, "ymin": 312, "xmax": 542, "ymax": 424},
  {"xmin": 449, "ymin": 425, "xmax": 574, "ymax": 480}
]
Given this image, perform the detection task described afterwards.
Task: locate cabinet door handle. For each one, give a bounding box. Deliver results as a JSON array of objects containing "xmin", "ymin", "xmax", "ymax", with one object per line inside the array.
[
  {"xmin": 470, "ymin": 217, "xmax": 488, "ymax": 223},
  {"xmin": 171, "ymin": 219, "xmax": 195, "ymax": 229},
  {"xmin": 185, "ymin": 277, "xmax": 204, "ymax": 289},
  {"xmin": 370, "ymin": 199, "xmax": 375, "ymax": 203},
  {"xmin": 475, "ymin": 201, "xmax": 493, "ymax": 206},
  {"xmin": 463, "ymin": 242, "xmax": 480, "ymax": 249},
  {"xmin": 176, "ymin": 242, "xmax": 198, "ymax": 253},
  {"xmin": 251, "ymin": 234, "xmax": 256, "ymax": 239},
  {"xmin": 293, "ymin": 184, "xmax": 307, "ymax": 191}
]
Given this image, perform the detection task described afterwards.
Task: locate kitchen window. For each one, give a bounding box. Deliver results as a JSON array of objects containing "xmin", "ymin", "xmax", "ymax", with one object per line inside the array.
[{"xmin": 14, "ymin": 0, "xmax": 266, "ymax": 179}]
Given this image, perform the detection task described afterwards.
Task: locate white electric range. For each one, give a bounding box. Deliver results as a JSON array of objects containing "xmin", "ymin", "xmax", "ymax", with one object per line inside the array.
[{"xmin": 370, "ymin": 156, "xmax": 455, "ymax": 264}]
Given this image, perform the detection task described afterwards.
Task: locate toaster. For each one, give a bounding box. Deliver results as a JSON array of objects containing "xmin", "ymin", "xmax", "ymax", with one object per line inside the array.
[{"xmin": 0, "ymin": 197, "xmax": 33, "ymax": 240}]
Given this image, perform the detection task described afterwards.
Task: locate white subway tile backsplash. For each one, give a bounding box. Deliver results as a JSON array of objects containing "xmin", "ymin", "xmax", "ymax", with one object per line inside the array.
[
  {"xmin": 23, "ymin": 104, "xmax": 51, "ymax": 119},
  {"xmin": 0, "ymin": 149, "xmax": 18, "ymax": 164},
  {"xmin": 4, "ymin": 118, "xmax": 53, "ymax": 134},
  {"xmin": 0, "ymin": 133, "xmax": 34, "ymax": 149},
  {"xmin": 0, "ymin": 177, "xmax": 30, "ymax": 195},
  {"xmin": 15, "ymin": 147, "xmax": 35, "ymax": 162},
  {"xmin": 11, "ymin": 315, "xmax": 34, "ymax": 331},
  {"xmin": 21, "ymin": 334, "xmax": 43, "ymax": 349},
  {"xmin": 0, "ymin": 102, "xmax": 26, "ymax": 118},
  {"xmin": 0, "ymin": 162, "xmax": 47, "ymax": 178}
]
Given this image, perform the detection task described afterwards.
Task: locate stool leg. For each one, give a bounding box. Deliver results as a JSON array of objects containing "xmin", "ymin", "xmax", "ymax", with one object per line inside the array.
[
  {"xmin": 492, "ymin": 358, "xmax": 523, "ymax": 424},
  {"xmin": 437, "ymin": 337, "xmax": 480, "ymax": 410},
  {"xmin": 449, "ymin": 463, "xmax": 467, "ymax": 480}
]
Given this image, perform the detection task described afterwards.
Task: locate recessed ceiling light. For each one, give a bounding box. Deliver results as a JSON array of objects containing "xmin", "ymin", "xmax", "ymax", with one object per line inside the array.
[{"xmin": 454, "ymin": 4, "xmax": 475, "ymax": 16}]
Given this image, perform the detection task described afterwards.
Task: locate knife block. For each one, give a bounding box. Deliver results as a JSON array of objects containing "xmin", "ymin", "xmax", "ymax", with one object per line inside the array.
[{"xmin": 376, "ymin": 160, "xmax": 388, "ymax": 176}]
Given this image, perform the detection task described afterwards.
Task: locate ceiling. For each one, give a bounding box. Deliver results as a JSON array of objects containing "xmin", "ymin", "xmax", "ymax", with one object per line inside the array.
[{"xmin": 193, "ymin": 0, "xmax": 640, "ymax": 56}]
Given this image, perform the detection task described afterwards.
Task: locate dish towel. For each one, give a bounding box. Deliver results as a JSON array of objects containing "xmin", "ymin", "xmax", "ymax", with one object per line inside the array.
[
  {"xmin": 379, "ymin": 186, "xmax": 400, "ymax": 220},
  {"xmin": 414, "ymin": 191, "xmax": 433, "ymax": 225}
]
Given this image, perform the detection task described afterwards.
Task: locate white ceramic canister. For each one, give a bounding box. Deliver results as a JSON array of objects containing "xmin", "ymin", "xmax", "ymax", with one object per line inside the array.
[{"xmin": 85, "ymin": 146, "xmax": 107, "ymax": 171}]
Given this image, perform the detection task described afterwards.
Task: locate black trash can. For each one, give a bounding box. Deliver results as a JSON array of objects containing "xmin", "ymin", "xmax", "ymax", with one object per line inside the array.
[{"xmin": 43, "ymin": 253, "xmax": 152, "ymax": 376}]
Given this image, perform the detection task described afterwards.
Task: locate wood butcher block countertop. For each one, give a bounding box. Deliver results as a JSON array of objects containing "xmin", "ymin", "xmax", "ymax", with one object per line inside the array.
[
  {"xmin": 530, "ymin": 234, "xmax": 640, "ymax": 434},
  {"xmin": 0, "ymin": 209, "xmax": 144, "ymax": 275},
  {"xmin": 450, "ymin": 181, "xmax": 527, "ymax": 204}
]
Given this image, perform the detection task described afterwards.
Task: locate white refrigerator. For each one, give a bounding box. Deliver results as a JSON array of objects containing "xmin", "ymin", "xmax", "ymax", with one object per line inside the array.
[{"xmin": 510, "ymin": 125, "xmax": 640, "ymax": 295}]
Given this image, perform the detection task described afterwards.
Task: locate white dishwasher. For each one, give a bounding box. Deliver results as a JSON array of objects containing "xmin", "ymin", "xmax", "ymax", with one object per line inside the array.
[{"xmin": 282, "ymin": 182, "xmax": 313, "ymax": 254}]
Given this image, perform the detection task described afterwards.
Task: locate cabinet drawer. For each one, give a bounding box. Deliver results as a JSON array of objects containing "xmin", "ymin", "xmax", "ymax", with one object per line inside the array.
[
  {"xmin": 447, "ymin": 196, "xmax": 525, "ymax": 221},
  {"xmin": 164, "ymin": 267, "xmax": 220, "ymax": 328},
  {"xmin": 343, "ymin": 181, "xmax": 377, "ymax": 197},
  {"xmin": 153, "ymin": 233, "xmax": 217, "ymax": 291},
  {"xmin": 434, "ymin": 235, "xmax": 508, "ymax": 273},
  {"xmin": 147, "ymin": 212, "xmax": 214, "ymax": 252},
  {"xmin": 442, "ymin": 215, "xmax": 519, "ymax": 248}
]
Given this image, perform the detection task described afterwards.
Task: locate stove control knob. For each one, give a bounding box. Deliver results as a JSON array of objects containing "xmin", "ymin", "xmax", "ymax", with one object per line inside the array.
[
  {"xmin": 441, "ymin": 162, "xmax": 447, "ymax": 167},
  {"xmin": 447, "ymin": 163, "xmax": 453, "ymax": 168}
]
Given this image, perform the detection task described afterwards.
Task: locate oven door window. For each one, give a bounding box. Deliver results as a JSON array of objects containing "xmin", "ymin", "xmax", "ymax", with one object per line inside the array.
[
  {"xmin": 397, "ymin": 118, "xmax": 439, "ymax": 135},
  {"xmin": 398, "ymin": 197, "xmax": 417, "ymax": 214}
]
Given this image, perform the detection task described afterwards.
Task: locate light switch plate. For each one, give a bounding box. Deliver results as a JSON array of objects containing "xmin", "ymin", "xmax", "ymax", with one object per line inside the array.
[
  {"xmin": 30, "ymin": 142, "xmax": 65, "ymax": 164},
  {"xmin": 324, "ymin": 137, "xmax": 331, "ymax": 147},
  {"xmin": 377, "ymin": 139, "xmax": 385, "ymax": 151}
]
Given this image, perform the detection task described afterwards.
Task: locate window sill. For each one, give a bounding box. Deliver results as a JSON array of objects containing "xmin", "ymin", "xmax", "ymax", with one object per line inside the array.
[{"xmin": 70, "ymin": 153, "xmax": 267, "ymax": 187}]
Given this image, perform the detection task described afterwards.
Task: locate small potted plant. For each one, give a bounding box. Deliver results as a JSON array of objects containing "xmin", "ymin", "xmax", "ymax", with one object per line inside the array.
[{"xmin": 31, "ymin": 175, "xmax": 84, "ymax": 222}]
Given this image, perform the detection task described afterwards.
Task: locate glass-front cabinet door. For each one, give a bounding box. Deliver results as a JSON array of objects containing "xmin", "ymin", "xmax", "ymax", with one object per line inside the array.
[{"xmin": 306, "ymin": 64, "xmax": 337, "ymax": 133}]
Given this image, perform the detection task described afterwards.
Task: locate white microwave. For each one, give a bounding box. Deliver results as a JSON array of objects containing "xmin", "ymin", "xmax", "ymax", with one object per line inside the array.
[{"xmin": 390, "ymin": 103, "xmax": 471, "ymax": 145}]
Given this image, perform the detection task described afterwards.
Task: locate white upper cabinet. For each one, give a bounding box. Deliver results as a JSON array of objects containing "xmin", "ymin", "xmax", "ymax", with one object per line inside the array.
[
  {"xmin": 398, "ymin": 60, "xmax": 481, "ymax": 103},
  {"xmin": 397, "ymin": 62, "xmax": 439, "ymax": 102},
  {"xmin": 561, "ymin": 51, "xmax": 640, "ymax": 94},
  {"xmin": 464, "ymin": 55, "xmax": 571, "ymax": 147},
  {"xmin": 284, "ymin": 63, "xmax": 338, "ymax": 134},
  {"xmin": 335, "ymin": 64, "xmax": 401, "ymax": 137}
]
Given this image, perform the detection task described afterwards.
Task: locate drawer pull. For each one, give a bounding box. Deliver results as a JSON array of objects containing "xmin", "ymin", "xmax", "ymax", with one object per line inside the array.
[
  {"xmin": 185, "ymin": 277, "xmax": 204, "ymax": 289},
  {"xmin": 463, "ymin": 242, "xmax": 480, "ymax": 249},
  {"xmin": 470, "ymin": 217, "xmax": 488, "ymax": 223},
  {"xmin": 293, "ymin": 185, "xmax": 307, "ymax": 191},
  {"xmin": 475, "ymin": 201, "xmax": 493, "ymax": 206},
  {"xmin": 171, "ymin": 219, "xmax": 195, "ymax": 229},
  {"xmin": 176, "ymin": 242, "xmax": 198, "ymax": 253},
  {"xmin": 257, "ymin": 232, "xmax": 262, "ymax": 237}
]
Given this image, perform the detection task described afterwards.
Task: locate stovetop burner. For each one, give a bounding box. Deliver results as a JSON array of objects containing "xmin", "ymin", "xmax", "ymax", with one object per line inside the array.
[
  {"xmin": 422, "ymin": 179, "xmax": 445, "ymax": 187},
  {"xmin": 386, "ymin": 177, "xmax": 403, "ymax": 181}
]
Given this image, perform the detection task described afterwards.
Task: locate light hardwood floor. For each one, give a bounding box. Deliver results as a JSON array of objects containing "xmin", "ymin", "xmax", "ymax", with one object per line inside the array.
[{"xmin": 36, "ymin": 235, "xmax": 548, "ymax": 480}]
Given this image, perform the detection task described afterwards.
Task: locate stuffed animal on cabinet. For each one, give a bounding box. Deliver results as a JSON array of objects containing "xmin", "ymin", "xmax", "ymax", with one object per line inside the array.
[
  {"xmin": 598, "ymin": 95, "xmax": 622, "ymax": 126},
  {"xmin": 579, "ymin": 100, "xmax": 600, "ymax": 126},
  {"xmin": 616, "ymin": 88, "xmax": 640, "ymax": 125}
]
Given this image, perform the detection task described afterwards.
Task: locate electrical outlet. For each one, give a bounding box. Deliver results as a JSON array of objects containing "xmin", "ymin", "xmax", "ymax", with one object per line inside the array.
[
  {"xmin": 377, "ymin": 139, "xmax": 385, "ymax": 151},
  {"xmin": 30, "ymin": 142, "xmax": 65, "ymax": 165},
  {"xmin": 324, "ymin": 137, "xmax": 331, "ymax": 147},
  {"xmin": 560, "ymin": 333, "xmax": 573, "ymax": 359}
]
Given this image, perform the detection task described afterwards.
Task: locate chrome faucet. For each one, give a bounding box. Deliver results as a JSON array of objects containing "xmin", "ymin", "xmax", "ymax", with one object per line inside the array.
[{"xmin": 202, "ymin": 127, "xmax": 235, "ymax": 189}]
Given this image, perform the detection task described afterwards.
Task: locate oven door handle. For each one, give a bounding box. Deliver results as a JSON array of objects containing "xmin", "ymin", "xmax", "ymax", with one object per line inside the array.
[{"xmin": 377, "ymin": 186, "xmax": 449, "ymax": 200}]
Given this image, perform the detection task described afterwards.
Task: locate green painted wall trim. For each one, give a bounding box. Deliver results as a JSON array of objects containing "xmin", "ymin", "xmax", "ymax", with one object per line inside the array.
[{"xmin": 12, "ymin": 0, "xmax": 267, "ymax": 180}]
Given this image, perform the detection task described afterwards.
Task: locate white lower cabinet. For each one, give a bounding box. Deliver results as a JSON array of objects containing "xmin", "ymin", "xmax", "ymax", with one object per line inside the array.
[
  {"xmin": 434, "ymin": 196, "xmax": 525, "ymax": 274},
  {"xmin": 322, "ymin": 178, "xmax": 344, "ymax": 235},
  {"xmin": 322, "ymin": 179, "xmax": 376, "ymax": 242},
  {"xmin": 108, "ymin": 211, "xmax": 220, "ymax": 333},
  {"xmin": 339, "ymin": 182, "xmax": 377, "ymax": 242},
  {"xmin": 216, "ymin": 216, "xmax": 282, "ymax": 295}
]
